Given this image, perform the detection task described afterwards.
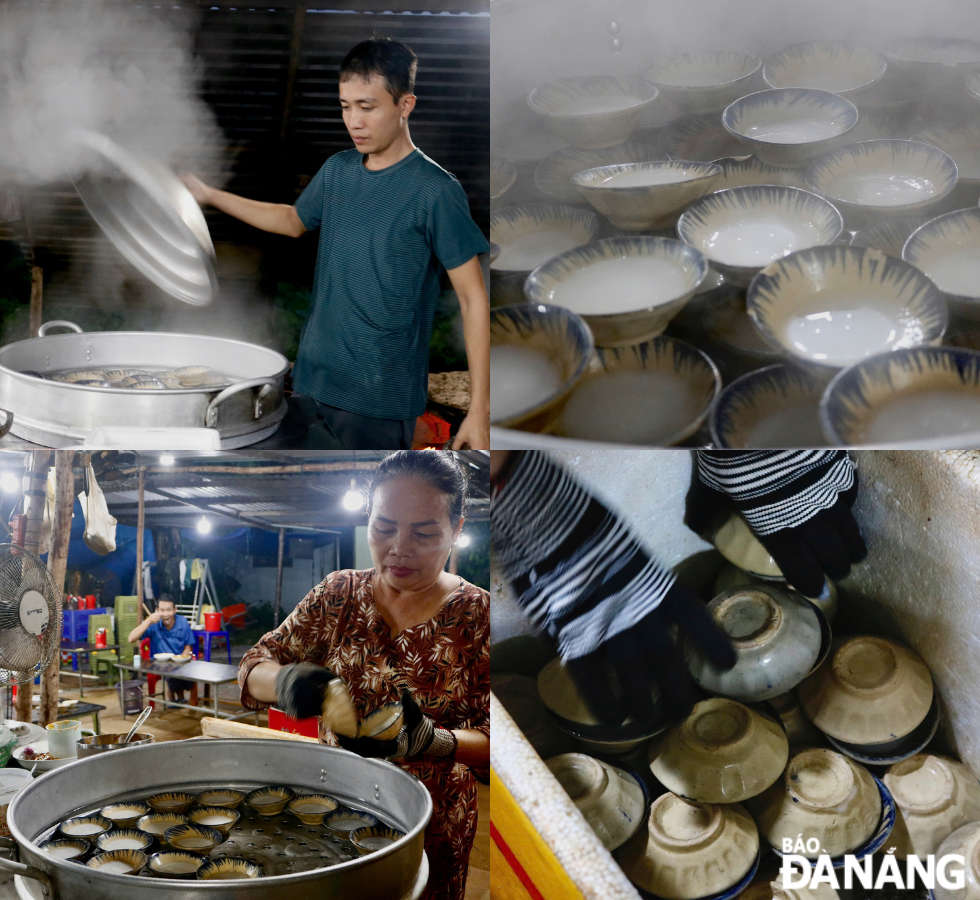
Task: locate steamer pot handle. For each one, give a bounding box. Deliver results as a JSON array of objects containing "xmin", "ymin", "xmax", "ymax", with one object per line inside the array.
[
  {"xmin": 206, "ymin": 378, "xmax": 278, "ymax": 428},
  {"xmin": 0, "ymin": 848, "xmax": 55, "ymax": 900},
  {"xmin": 37, "ymin": 321, "xmax": 83, "ymax": 336}
]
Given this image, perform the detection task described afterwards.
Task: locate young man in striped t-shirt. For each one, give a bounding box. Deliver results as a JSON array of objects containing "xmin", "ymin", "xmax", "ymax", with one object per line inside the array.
[{"xmin": 183, "ymin": 38, "xmax": 489, "ymax": 450}]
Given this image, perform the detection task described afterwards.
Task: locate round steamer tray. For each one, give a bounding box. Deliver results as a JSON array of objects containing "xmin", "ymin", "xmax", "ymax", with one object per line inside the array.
[{"xmin": 769, "ymin": 774, "xmax": 897, "ymax": 868}]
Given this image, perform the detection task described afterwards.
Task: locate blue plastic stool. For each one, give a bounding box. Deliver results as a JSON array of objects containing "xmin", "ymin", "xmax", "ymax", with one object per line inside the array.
[{"xmin": 196, "ymin": 630, "xmax": 231, "ymax": 664}]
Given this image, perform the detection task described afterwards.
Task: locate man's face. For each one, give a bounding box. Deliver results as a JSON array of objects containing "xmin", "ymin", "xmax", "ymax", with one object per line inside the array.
[
  {"xmin": 158, "ymin": 603, "xmax": 175, "ymax": 626},
  {"xmin": 339, "ymin": 73, "xmax": 413, "ymax": 155}
]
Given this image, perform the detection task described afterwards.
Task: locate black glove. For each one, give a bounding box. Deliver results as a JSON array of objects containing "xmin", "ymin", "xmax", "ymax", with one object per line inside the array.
[
  {"xmin": 687, "ymin": 450, "xmax": 867, "ymax": 598},
  {"xmin": 336, "ymin": 690, "xmax": 456, "ymax": 761},
  {"xmin": 274, "ymin": 663, "xmax": 337, "ymax": 721},
  {"xmin": 492, "ymin": 451, "xmax": 735, "ymax": 726}
]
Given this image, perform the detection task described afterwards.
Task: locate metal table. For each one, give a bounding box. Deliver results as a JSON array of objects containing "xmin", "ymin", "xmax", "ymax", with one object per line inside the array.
[
  {"xmin": 59, "ymin": 641, "xmax": 121, "ymax": 698},
  {"xmin": 113, "ymin": 659, "xmax": 257, "ymax": 723}
]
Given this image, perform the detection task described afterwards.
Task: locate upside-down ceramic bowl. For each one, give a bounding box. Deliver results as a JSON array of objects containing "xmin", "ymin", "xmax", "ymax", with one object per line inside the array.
[
  {"xmin": 820, "ymin": 346, "xmax": 980, "ymax": 447},
  {"xmin": 805, "ymin": 140, "xmax": 959, "ymax": 228},
  {"xmin": 642, "ymin": 51, "xmax": 763, "ymax": 114},
  {"xmin": 768, "ymin": 691, "xmax": 824, "ymax": 748},
  {"xmin": 850, "ymin": 216, "xmax": 930, "ymax": 257},
  {"xmin": 554, "ymin": 335, "xmax": 721, "ymax": 446},
  {"xmin": 677, "ymin": 185, "xmax": 844, "ymax": 286},
  {"xmin": 713, "ymin": 565, "xmax": 838, "ymax": 624},
  {"xmin": 700, "ymin": 286, "xmax": 784, "ymax": 379},
  {"xmin": 684, "ymin": 585, "xmax": 823, "ymax": 702},
  {"xmin": 536, "ymin": 656, "xmax": 666, "ymax": 755},
  {"xmin": 747, "ymin": 245, "xmax": 948, "ymax": 370},
  {"xmin": 617, "ymin": 792, "xmax": 760, "ymax": 900},
  {"xmin": 648, "ymin": 698, "xmax": 789, "ymax": 803},
  {"xmin": 709, "ymin": 363, "xmax": 831, "ymax": 448},
  {"xmin": 825, "ymin": 694, "xmax": 941, "ymax": 766},
  {"xmin": 489, "ymin": 302, "xmax": 593, "ymax": 432},
  {"xmin": 722, "ymin": 89, "xmax": 858, "ymax": 168},
  {"xmin": 571, "ymin": 160, "xmax": 721, "ymax": 230},
  {"xmin": 712, "ymin": 511, "xmax": 784, "ymax": 579},
  {"xmin": 935, "ymin": 821, "xmax": 980, "ymax": 900},
  {"xmin": 490, "ymin": 156, "xmax": 517, "ymax": 201},
  {"xmin": 883, "ymin": 754, "xmax": 980, "ymax": 859},
  {"xmin": 797, "ymin": 635, "xmax": 934, "ymax": 745},
  {"xmin": 709, "ymin": 155, "xmax": 807, "ymax": 191},
  {"xmin": 489, "ymin": 204, "xmax": 601, "ymax": 276},
  {"xmin": 903, "ymin": 208, "xmax": 980, "ymax": 322},
  {"xmin": 912, "ymin": 123, "xmax": 980, "ymax": 199},
  {"xmin": 763, "ymin": 41, "xmax": 888, "ymax": 98},
  {"xmin": 491, "ymin": 673, "xmax": 578, "ymax": 760},
  {"xmin": 546, "ymin": 753, "xmax": 649, "ymax": 851},
  {"xmin": 660, "ymin": 114, "xmax": 746, "ymax": 162},
  {"xmin": 883, "ymin": 37, "xmax": 980, "ymax": 89},
  {"xmin": 528, "ymin": 76, "xmax": 660, "ymax": 149},
  {"xmin": 525, "ymin": 236, "xmax": 708, "ymax": 346},
  {"xmin": 534, "ymin": 141, "xmax": 662, "ymax": 203},
  {"xmin": 749, "ymin": 748, "xmax": 882, "ymax": 859}
]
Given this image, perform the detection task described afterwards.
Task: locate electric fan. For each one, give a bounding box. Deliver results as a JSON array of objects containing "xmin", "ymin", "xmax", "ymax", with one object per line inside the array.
[{"xmin": 0, "ymin": 544, "xmax": 62, "ymax": 685}]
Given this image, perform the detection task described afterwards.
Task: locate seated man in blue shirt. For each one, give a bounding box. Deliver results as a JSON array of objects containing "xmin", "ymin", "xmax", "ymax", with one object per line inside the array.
[
  {"xmin": 182, "ymin": 37, "xmax": 490, "ymax": 450},
  {"xmin": 128, "ymin": 595, "xmax": 195, "ymax": 706}
]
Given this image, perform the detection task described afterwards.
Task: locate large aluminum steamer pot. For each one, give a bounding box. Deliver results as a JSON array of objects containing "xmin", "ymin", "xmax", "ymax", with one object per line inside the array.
[
  {"xmin": 0, "ymin": 739, "xmax": 431, "ymax": 900},
  {"xmin": 0, "ymin": 322, "xmax": 289, "ymax": 448}
]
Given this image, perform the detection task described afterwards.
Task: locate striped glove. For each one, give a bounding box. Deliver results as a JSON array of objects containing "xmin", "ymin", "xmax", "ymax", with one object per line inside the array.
[
  {"xmin": 492, "ymin": 451, "xmax": 735, "ymax": 724},
  {"xmin": 687, "ymin": 450, "xmax": 866, "ymax": 597},
  {"xmin": 336, "ymin": 690, "xmax": 456, "ymax": 761}
]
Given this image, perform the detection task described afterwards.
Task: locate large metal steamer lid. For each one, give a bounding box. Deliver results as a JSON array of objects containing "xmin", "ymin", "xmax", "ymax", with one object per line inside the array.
[{"xmin": 69, "ymin": 128, "xmax": 218, "ymax": 306}]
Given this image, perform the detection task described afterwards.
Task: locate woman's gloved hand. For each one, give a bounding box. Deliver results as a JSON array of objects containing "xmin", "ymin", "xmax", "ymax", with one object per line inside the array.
[
  {"xmin": 274, "ymin": 662, "xmax": 337, "ymax": 720},
  {"xmin": 492, "ymin": 451, "xmax": 736, "ymax": 726},
  {"xmin": 336, "ymin": 690, "xmax": 456, "ymax": 761},
  {"xmin": 687, "ymin": 450, "xmax": 867, "ymax": 598}
]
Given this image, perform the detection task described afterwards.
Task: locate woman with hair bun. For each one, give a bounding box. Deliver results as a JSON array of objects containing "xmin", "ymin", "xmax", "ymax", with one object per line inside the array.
[{"xmin": 239, "ymin": 450, "xmax": 489, "ymax": 900}]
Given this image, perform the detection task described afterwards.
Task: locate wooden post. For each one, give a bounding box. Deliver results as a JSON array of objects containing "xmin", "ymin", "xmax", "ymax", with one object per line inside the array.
[
  {"xmin": 273, "ymin": 528, "xmax": 285, "ymax": 627},
  {"xmin": 15, "ymin": 449, "xmax": 52, "ymax": 723},
  {"xmin": 29, "ymin": 266, "xmax": 42, "ymax": 339},
  {"xmin": 136, "ymin": 468, "xmax": 145, "ymax": 623},
  {"xmin": 39, "ymin": 451, "xmax": 74, "ymax": 727}
]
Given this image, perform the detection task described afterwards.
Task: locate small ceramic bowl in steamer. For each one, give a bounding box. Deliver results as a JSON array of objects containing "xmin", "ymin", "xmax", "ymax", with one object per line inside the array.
[
  {"xmin": 100, "ymin": 802, "xmax": 150, "ymax": 829},
  {"xmin": 197, "ymin": 857, "xmax": 263, "ymax": 880},
  {"xmin": 722, "ymin": 89, "xmax": 858, "ymax": 168},
  {"xmin": 797, "ymin": 635, "xmax": 934, "ymax": 745},
  {"xmin": 545, "ymin": 752, "xmax": 649, "ymax": 851},
  {"xmin": 244, "ymin": 785, "xmax": 295, "ymax": 816},
  {"xmin": 527, "ymin": 76, "xmax": 660, "ymax": 149},
  {"xmin": 883, "ymin": 37, "xmax": 980, "ymax": 89},
  {"xmin": 490, "ymin": 156, "xmax": 517, "ymax": 201},
  {"xmin": 708, "ymin": 155, "xmax": 807, "ymax": 191},
  {"xmin": 146, "ymin": 791, "xmax": 197, "ymax": 815},
  {"xmin": 571, "ymin": 160, "xmax": 721, "ymax": 231},
  {"xmin": 660, "ymin": 113, "xmax": 746, "ymax": 162},
  {"xmin": 187, "ymin": 805, "xmax": 241, "ymax": 836},
  {"xmin": 146, "ymin": 850, "xmax": 206, "ymax": 879},
  {"xmin": 642, "ymin": 51, "xmax": 762, "ymax": 115},
  {"xmin": 350, "ymin": 826, "xmax": 407, "ymax": 856},
  {"xmin": 850, "ymin": 215, "xmax": 930, "ymax": 257},
  {"xmin": 162, "ymin": 823, "xmax": 223, "ymax": 855},
  {"xmin": 37, "ymin": 839, "xmax": 89, "ymax": 862},
  {"xmin": 490, "ymin": 204, "xmax": 601, "ymax": 277},
  {"xmin": 616, "ymin": 792, "xmax": 760, "ymax": 900},
  {"xmin": 489, "ymin": 302, "xmax": 594, "ymax": 433},
  {"xmin": 534, "ymin": 141, "xmax": 662, "ymax": 203},
  {"xmin": 820, "ymin": 346, "xmax": 980, "ymax": 447},
  {"xmin": 57, "ymin": 815, "xmax": 111, "ymax": 845},
  {"xmin": 95, "ymin": 828, "xmax": 153, "ymax": 854},
  {"xmin": 763, "ymin": 41, "xmax": 888, "ymax": 98},
  {"xmin": 684, "ymin": 585, "xmax": 824, "ymax": 701},
  {"xmin": 648, "ymin": 698, "xmax": 789, "ymax": 803},
  {"xmin": 85, "ymin": 848, "xmax": 147, "ymax": 876}
]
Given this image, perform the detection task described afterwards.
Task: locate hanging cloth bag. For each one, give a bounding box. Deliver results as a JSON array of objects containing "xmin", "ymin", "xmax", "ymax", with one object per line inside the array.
[{"xmin": 78, "ymin": 464, "xmax": 117, "ymax": 555}]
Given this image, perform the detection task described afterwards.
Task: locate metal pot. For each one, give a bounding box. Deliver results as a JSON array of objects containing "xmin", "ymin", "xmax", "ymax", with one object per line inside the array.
[
  {"xmin": 76, "ymin": 733, "xmax": 154, "ymax": 757},
  {"xmin": 0, "ymin": 322, "xmax": 288, "ymax": 448},
  {"xmin": 1, "ymin": 739, "xmax": 431, "ymax": 899}
]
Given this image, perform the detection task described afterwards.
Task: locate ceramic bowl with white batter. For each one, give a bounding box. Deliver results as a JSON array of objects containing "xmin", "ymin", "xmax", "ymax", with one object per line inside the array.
[
  {"xmin": 659, "ymin": 113, "xmax": 746, "ymax": 162},
  {"xmin": 746, "ymin": 245, "xmax": 948, "ymax": 370},
  {"xmin": 527, "ymin": 76, "xmax": 659, "ymax": 149},
  {"xmin": 820, "ymin": 346, "xmax": 980, "ymax": 447},
  {"xmin": 677, "ymin": 185, "xmax": 844, "ymax": 287},
  {"xmin": 490, "ymin": 157, "xmax": 517, "ymax": 201},
  {"xmin": 722, "ymin": 88, "xmax": 858, "ymax": 168},
  {"xmin": 709, "ymin": 155, "xmax": 807, "ymax": 192},
  {"xmin": 534, "ymin": 141, "xmax": 662, "ymax": 203},
  {"xmin": 524, "ymin": 235, "xmax": 709, "ymax": 346},
  {"xmin": 489, "ymin": 302, "xmax": 594, "ymax": 432},
  {"xmin": 571, "ymin": 160, "xmax": 721, "ymax": 230},
  {"xmin": 642, "ymin": 50, "xmax": 762, "ymax": 114},
  {"xmin": 805, "ymin": 140, "xmax": 959, "ymax": 228},
  {"xmin": 850, "ymin": 215, "xmax": 930, "ymax": 257},
  {"xmin": 489, "ymin": 204, "xmax": 601, "ymax": 276},
  {"xmin": 710, "ymin": 363, "xmax": 831, "ymax": 448},
  {"xmin": 903, "ymin": 208, "xmax": 980, "ymax": 322},
  {"xmin": 762, "ymin": 41, "xmax": 888, "ymax": 98},
  {"xmin": 912, "ymin": 123, "xmax": 980, "ymax": 203},
  {"xmin": 883, "ymin": 37, "xmax": 980, "ymax": 88},
  {"xmin": 554, "ymin": 335, "xmax": 721, "ymax": 446}
]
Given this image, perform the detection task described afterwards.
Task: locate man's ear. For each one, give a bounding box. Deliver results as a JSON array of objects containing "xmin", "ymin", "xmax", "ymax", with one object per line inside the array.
[{"xmin": 399, "ymin": 93, "xmax": 417, "ymax": 118}]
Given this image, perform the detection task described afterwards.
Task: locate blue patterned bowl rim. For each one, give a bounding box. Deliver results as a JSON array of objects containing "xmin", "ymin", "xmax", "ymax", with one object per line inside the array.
[{"xmin": 825, "ymin": 695, "xmax": 941, "ymax": 766}]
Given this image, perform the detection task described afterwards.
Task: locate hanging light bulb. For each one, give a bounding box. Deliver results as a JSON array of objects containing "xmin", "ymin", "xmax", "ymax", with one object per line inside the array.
[
  {"xmin": 160, "ymin": 453, "xmax": 175, "ymax": 466},
  {"xmin": 197, "ymin": 516, "xmax": 211, "ymax": 534},
  {"xmin": 343, "ymin": 478, "xmax": 363, "ymax": 512},
  {"xmin": 0, "ymin": 472, "xmax": 19, "ymax": 493},
  {"xmin": 457, "ymin": 533, "xmax": 471, "ymax": 548}
]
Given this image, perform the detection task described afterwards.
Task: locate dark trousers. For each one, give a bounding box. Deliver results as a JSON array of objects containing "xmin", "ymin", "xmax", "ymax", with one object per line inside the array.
[{"xmin": 309, "ymin": 398, "xmax": 416, "ymax": 450}]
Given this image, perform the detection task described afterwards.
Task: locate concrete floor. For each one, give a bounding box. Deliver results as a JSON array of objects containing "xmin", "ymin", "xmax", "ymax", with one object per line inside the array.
[{"xmin": 0, "ymin": 666, "xmax": 490, "ymax": 900}]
